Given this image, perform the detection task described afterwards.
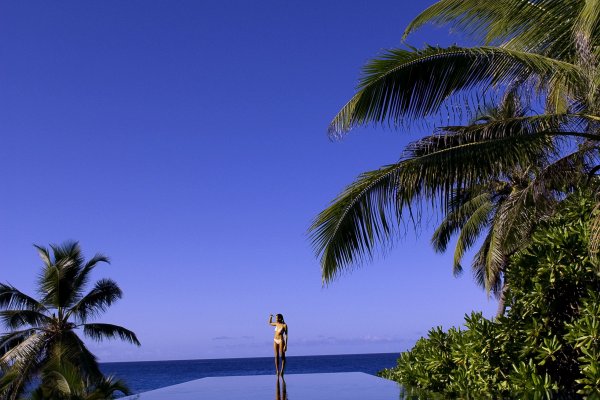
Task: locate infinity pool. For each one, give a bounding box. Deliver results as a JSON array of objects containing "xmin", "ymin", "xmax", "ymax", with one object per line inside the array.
[{"xmin": 122, "ymin": 372, "xmax": 401, "ymax": 399}]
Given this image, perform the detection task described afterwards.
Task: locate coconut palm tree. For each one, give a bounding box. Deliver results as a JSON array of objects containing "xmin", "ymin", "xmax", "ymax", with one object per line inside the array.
[
  {"xmin": 430, "ymin": 93, "xmax": 592, "ymax": 314},
  {"xmin": 0, "ymin": 241, "xmax": 140, "ymax": 400},
  {"xmin": 310, "ymin": 0, "xmax": 600, "ymax": 290}
]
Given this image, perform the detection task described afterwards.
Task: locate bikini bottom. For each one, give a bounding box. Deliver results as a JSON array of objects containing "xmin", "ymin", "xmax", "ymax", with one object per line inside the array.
[{"xmin": 274, "ymin": 338, "xmax": 282, "ymax": 345}]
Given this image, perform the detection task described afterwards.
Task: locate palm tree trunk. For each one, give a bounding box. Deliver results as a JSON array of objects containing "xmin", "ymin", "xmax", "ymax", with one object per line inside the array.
[{"xmin": 496, "ymin": 281, "xmax": 509, "ymax": 318}]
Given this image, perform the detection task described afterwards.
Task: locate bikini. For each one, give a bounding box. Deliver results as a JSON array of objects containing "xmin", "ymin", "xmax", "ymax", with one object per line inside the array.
[{"xmin": 274, "ymin": 325, "xmax": 284, "ymax": 345}]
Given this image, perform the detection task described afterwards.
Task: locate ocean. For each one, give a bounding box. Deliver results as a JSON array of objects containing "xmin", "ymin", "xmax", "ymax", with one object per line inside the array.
[{"xmin": 101, "ymin": 352, "xmax": 400, "ymax": 395}]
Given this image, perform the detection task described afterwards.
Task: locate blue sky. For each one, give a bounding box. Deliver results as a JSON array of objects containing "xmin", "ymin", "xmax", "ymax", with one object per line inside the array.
[{"xmin": 0, "ymin": 1, "xmax": 497, "ymax": 362}]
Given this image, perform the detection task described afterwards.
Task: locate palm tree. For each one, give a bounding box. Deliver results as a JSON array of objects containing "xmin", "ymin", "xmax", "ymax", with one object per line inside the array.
[
  {"xmin": 0, "ymin": 241, "xmax": 140, "ymax": 400},
  {"xmin": 431, "ymin": 93, "xmax": 592, "ymax": 314},
  {"xmin": 310, "ymin": 1, "xmax": 600, "ymax": 292}
]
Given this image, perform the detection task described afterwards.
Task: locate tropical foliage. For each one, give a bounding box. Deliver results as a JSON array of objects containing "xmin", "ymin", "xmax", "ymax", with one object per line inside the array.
[
  {"xmin": 0, "ymin": 241, "xmax": 139, "ymax": 400},
  {"xmin": 379, "ymin": 193, "xmax": 600, "ymax": 398},
  {"xmin": 310, "ymin": 0, "xmax": 600, "ymax": 298},
  {"xmin": 28, "ymin": 359, "xmax": 130, "ymax": 400},
  {"xmin": 311, "ymin": 0, "xmax": 600, "ymax": 396},
  {"xmin": 428, "ymin": 92, "xmax": 586, "ymax": 306}
]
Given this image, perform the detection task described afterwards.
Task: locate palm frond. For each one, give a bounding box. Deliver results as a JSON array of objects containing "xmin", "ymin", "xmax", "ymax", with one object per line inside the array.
[
  {"xmin": 546, "ymin": 74, "xmax": 571, "ymax": 113},
  {"xmin": 72, "ymin": 253, "xmax": 110, "ymax": 299},
  {"xmin": 48, "ymin": 241, "xmax": 82, "ymax": 267},
  {"xmin": 310, "ymin": 163, "xmax": 403, "ymax": 283},
  {"xmin": 403, "ymin": 0, "xmax": 581, "ymax": 60},
  {"xmin": 87, "ymin": 375, "xmax": 132, "ymax": 399},
  {"xmin": 58, "ymin": 330, "xmax": 102, "ymax": 380},
  {"xmin": 38, "ymin": 263, "xmax": 59, "ymax": 308},
  {"xmin": 0, "ymin": 310, "xmax": 51, "ymax": 330},
  {"xmin": 39, "ymin": 355, "xmax": 86, "ymax": 397},
  {"xmin": 0, "ymin": 370, "xmax": 23, "ymax": 400},
  {"xmin": 483, "ymin": 228, "xmax": 506, "ymax": 294},
  {"xmin": 494, "ymin": 187, "xmax": 537, "ymax": 253},
  {"xmin": 0, "ymin": 284, "xmax": 44, "ymax": 312},
  {"xmin": 311, "ymin": 130, "xmax": 552, "ymax": 282},
  {"xmin": 528, "ymin": 145, "xmax": 592, "ymax": 197},
  {"xmin": 67, "ymin": 278, "xmax": 122, "ymax": 323},
  {"xmin": 41, "ymin": 369, "xmax": 73, "ymax": 397},
  {"xmin": 33, "ymin": 245, "xmax": 51, "ymax": 268},
  {"xmin": 574, "ymin": 0, "xmax": 600, "ymax": 49},
  {"xmin": 0, "ymin": 330, "xmax": 34, "ymax": 357},
  {"xmin": 590, "ymin": 201, "xmax": 600, "ymax": 262},
  {"xmin": 431, "ymin": 190, "xmax": 494, "ymax": 253},
  {"xmin": 329, "ymin": 45, "xmax": 582, "ymax": 135},
  {"xmin": 400, "ymin": 133, "xmax": 553, "ymax": 202},
  {"xmin": 0, "ymin": 332, "xmax": 48, "ymax": 400},
  {"xmin": 406, "ymin": 113, "xmax": 571, "ymax": 158},
  {"xmin": 0, "ymin": 331, "xmax": 47, "ymax": 369},
  {"xmin": 451, "ymin": 197, "xmax": 495, "ymax": 276},
  {"xmin": 38, "ymin": 241, "xmax": 84, "ymax": 309},
  {"xmin": 476, "ymin": 185, "xmax": 538, "ymax": 295},
  {"xmin": 472, "ymin": 229, "xmax": 505, "ymax": 295},
  {"xmin": 83, "ymin": 323, "xmax": 141, "ymax": 346}
]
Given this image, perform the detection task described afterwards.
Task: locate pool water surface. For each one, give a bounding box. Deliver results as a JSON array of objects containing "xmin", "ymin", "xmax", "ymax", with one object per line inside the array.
[{"xmin": 122, "ymin": 372, "xmax": 401, "ymax": 399}]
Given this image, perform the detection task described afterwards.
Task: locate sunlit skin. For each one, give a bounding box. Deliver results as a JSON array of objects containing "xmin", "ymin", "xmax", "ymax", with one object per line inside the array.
[{"xmin": 268, "ymin": 314, "xmax": 288, "ymax": 378}]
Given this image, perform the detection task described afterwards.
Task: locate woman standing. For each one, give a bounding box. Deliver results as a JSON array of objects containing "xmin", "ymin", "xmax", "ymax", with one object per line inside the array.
[{"xmin": 268, "ymin": 314, "xmax": 288, "ymax": 377}]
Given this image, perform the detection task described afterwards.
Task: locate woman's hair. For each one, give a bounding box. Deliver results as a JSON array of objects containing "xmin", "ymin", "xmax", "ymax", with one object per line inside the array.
[{"xmin": 276, "ymin": 314, "xmax": 285, "ymax": 323}]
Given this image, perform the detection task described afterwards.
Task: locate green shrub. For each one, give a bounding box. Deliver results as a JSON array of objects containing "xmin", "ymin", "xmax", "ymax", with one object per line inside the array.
[{"xmin": 380, "ymin": 192, "xmax": 600, "ymax": 398}]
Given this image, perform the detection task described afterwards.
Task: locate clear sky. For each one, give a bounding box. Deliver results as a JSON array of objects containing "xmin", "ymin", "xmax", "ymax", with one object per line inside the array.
[{"xmin": 0, "ymin": 1, "xmax": 497, "ymax": 362}]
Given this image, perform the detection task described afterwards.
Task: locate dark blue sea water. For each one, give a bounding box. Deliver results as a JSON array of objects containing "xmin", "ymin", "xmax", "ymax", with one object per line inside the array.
[{"xmin": 101, "ymin": 353, "xmax": 399, "ymax": 395}]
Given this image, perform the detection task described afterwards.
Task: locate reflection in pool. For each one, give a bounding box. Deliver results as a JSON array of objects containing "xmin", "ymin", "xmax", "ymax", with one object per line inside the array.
[
  {"xmin": 276, "ymin": 378, "xmax": 287, "ymax": 400},
  {"xmin": 122, "ymin": 372, "xmax": 401, "ymax": 399}
]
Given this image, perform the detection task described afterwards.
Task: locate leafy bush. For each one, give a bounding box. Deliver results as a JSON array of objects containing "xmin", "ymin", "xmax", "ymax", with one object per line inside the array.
[{"xmin": 380, "ymin": 192, "xmax": 600, "ymax": 399}]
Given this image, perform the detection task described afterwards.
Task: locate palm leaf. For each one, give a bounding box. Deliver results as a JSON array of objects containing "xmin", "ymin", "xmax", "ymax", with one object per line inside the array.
[
  {"xmin": 41, "ymin": 369, "xmax": 73, "ymax": 397},
  {"xmin": 590, "ymin": 201, "xmax": 600, "ymax": 262},
  {"xmin": 0, "ymin": 332, "xmax": 49, "ymax": 400},
  {"xmin": 403, "ymin": 0, "xmax": 582, "ymax": 60},
  {"xmin": 33, "ymin": 245, "xmax": 52, "ymax": 268},
  {"xmin": 0, "ymin": 284, "xmax": 45, "ymax": 311},
  {"xmin": 87, "ymin": 375, "xmax": 132, "ymax": 399},
  {"xmin": 311, "ymin": 130, "xmax": 552, "ymax": 282},
  {"xmin": 405, "ymin": 116, "xmax": 572, "ymax": 168},
  {"xmin": 38, "ymin": 241, "xmax": 84, "ymax": 309},
  {"xmin": 58, "ymin": 330, "xmax": 102, "ymax": 380},
  {"xmin": 83, "ymin": 323, "xmax": 141, "ymax": 346},
  {"xmin": 72, "ymin": 253, "xmax": 110, "ymax": 299},
  {"xmin": 482, "ymin": 227, "xmax": 506, "ymax": 294},
  {"xmin": 0, "ymin": 331, "xmax": 47, "ymax": 369},
  {"xmin": 431, "ymin": 190, "xmax": 495, "ymax": 253},
  {"xmin": 471, "ymin": 194, "xmax": 528, "ymax": 295},
  {"xmin": 0, "ymin": 330, "xmax": 34, "ymax": 357},
  {"xmin": 0, "ymin": 310, "xmax": 51, "ymax": 330},
  {"xmin": 451, "ymin": 196, "xmax": 495, "ymax": 276},
  {"xmin": 53, "ymin": 241, "xmax": 86, "ymax": 308},
  {"xmin": 67, "ymin": 278, "xmax": 122, "ymax": 323},
  {"xmin": 329, "ymin": 46, "xmax": 582, "ymax": 135},
  {"xmin": 471, "ymin": 233, "xmax": 503, "ymax": 294},
  {"xmin": 526, "ymin": 145, "xmax": 592, "ymax": 198},
  {"xmin": 575, "ymin": 0, "xmax": 600, "ymax": 47},
  {"xmin": 311, "ymin": 163, "xmax": 402, "ymax": 283}
]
